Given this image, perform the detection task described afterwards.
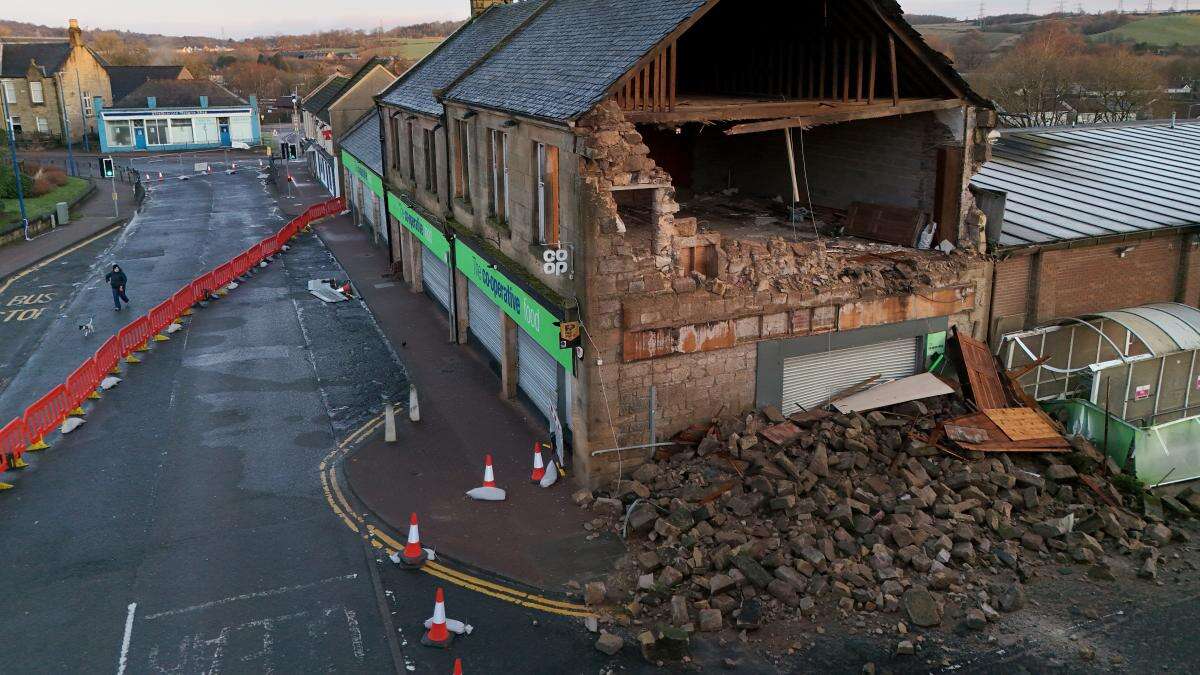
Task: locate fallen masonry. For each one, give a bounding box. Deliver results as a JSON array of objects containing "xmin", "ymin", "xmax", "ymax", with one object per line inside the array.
[{"xmin": 571, "ymin": 390, "xmax": 1197, "ymax": 662}]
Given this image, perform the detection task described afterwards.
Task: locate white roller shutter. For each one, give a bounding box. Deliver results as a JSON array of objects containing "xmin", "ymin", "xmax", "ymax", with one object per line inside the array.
[
  {"xmin": 518, "ymin": 328, "xmax": 558, "ymax": 424},
  {"xmin": 421, "ymin": 247, "xmax": 451, "ymax": 311},
  {"xmin": 781, "ymin": 337, "xmax": 919, "ymax": 414},
  {"xmin": 468, "ymin": 282, "xmax": 503, "ymax": 363}
]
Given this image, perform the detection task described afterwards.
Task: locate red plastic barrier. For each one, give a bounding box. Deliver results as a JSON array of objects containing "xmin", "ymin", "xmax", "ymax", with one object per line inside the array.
[
  {"xmin": 0, "ymin": 417, "xmax": 26, "ymax": 465},
  {"xmin": 96, "ymin": 335, "xmax": 120, "ymax": 375},
  {"xmin": 117, "ymin": 316, "xmax": 149, "ymax": 357},
  {"xmin": 149, "ymin": 299, "xmax": 174, "ymax": 335},
  {"xmin": 171, "ymin": 288, "xmax": 191, "ymax": 316},
  {"xmin": 24, "ymin": 384, "xmax": 69, "ymax": 442},
  {"xmin": 65, "ymin": 358, "xmax": 96, "ymax": 409}
]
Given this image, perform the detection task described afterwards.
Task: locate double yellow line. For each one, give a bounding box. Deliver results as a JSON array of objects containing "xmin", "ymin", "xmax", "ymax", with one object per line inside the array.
[{"xmin": 321, "ymin": 414, "xmax": 593, "ymax": 618}]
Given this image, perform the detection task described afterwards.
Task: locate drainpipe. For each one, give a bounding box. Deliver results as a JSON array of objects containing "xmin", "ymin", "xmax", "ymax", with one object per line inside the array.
[
  {"xmin": 55, "ymin": 72, "xmax": 76, "ymax": 176},
  {"xmin": 377, "ymin": 103, "xmax": 395, "ymax": 267},
  {"xmin": 436, "ymin": 114, "xmax": 460, "ymax": 346}
]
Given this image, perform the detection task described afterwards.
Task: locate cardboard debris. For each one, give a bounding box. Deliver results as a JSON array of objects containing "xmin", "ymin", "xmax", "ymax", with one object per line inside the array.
[{"xmin": 833, "ymin": 373, "xmax": 954, "ymax": 413}]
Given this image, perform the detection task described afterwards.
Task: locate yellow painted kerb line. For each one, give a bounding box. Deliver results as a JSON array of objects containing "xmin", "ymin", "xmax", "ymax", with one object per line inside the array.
[
  {"xmin": 323, "ymin": 414, "xmax": 593, "ymax": 618},
  {"xmin": 0, "ymin": 223, "xmax": 124, "ymax": 296}
]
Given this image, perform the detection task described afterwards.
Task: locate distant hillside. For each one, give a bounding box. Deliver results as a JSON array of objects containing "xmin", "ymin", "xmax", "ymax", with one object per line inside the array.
[{"xmin": 1092, "ymin": 13, "xmax": 1200, "ymax": 47}]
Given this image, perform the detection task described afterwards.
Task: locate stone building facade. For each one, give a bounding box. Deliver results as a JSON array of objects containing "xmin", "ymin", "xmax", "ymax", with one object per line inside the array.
[
  {"xmin": 375, "ymin": 0, "xmax": 998, "ymax": 487},
  {"xmin": 0, "ymin": 20, "xmax": 112, "ymax": 145}
]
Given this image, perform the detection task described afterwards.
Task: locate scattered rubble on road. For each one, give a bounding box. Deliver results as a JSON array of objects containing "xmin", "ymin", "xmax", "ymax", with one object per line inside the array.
[
  {"xmin": 307, "ymin": 278, "xmax": 353, "ymax": 303},
  {"xmin": 570, "ymin": 332, "xmax": 1197, "ymax": 664}
]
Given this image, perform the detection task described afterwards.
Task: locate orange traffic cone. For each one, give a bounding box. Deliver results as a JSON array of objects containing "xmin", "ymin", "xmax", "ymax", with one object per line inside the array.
[
  {"xmin": 482, "ymin": 454, "xmax": 496, "ymax": 488},
  {"xmin": 531, "ymin": 443, "xmax": 546, "ymax": 482},
  {"xmin": 452, "ymin": 658, "xmax": 463, "ymax": 674},
  {"xmin": 422, "ymin": 588, "xmax": 453, "ymax": 648},
  {"xmin": 396, "ymin": 512, "xmax": 427, "ymax": 568},
  {"xmin": 157, "ymin": 172, "xmax": 163, "ymax": 180}
]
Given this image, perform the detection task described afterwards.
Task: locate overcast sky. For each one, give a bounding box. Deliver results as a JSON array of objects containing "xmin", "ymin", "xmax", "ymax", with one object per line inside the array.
[{"xmin": 6, "ymin": 1, "xmax": 1156, "ymax": 39}]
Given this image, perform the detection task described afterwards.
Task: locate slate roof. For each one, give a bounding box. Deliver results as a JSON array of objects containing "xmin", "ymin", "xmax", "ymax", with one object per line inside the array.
[
  {"xmin": 302, "ymin": 76, "xmax": 349, "ymax": 116},
  {"xmin": 112, "ymin": 79, "xmax": 247, "ymax": 109},
  {"xmin": 339, "ymin": 110, "xmax": 383, "ymax": 176},
  {"xmin": 441, "ymin": 0, "xmax": 986, "ymax": 122},
  {"xmin": 107, "ymin": 65, "xmax": 191, "ymax": 101},
  {"xmin": 971, "ymin": 121, "xmax": 1200, "ymax": 247},
  {"xmin": 0, "ymin": 41, "xmax": 72, "ymax": 77},
  {"xmin": 443, "ymin": 0, "xmax": 708, "ymax": 122},
  {"xmin": 377, "ymin": 0, "xmax": 543, "ymax": 117}
]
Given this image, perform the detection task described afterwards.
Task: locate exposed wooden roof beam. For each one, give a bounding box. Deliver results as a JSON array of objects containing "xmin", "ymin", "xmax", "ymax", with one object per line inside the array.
[{"xmin": 724, "ymin": 98, "xmax": 964, "ymax": 136}]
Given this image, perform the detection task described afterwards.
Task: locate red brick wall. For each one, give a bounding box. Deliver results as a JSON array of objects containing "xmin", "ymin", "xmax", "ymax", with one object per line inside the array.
[
  {"xmin": 991, "ymin": 255, "xmax": 1031, "ymax": 320},
  {"xmin": 1032, "ymin": 235, "xmax": 1187, "ymax": 322}
]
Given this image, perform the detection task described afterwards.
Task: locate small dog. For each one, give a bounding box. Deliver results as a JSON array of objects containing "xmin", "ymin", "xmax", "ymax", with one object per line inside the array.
[{"xmin": 78, "ymin": 317, "xmax": 95, "ymax": 337}]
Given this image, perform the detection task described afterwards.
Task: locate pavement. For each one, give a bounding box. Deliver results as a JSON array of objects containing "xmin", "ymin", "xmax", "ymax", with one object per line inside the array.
[{"xmin": 269, "ymin": 164, "xmax": 626, "ymax": 592}]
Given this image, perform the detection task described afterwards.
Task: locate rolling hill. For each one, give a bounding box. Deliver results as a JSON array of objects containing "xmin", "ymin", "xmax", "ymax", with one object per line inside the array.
[{"xmin": 1092, "ymin": 13, "xmax": 1200, "ymax": 47}]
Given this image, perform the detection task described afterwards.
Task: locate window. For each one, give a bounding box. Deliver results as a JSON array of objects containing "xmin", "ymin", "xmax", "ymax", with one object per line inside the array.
[
  {"xmin": 2, "ymin": 81, "xmax": 15, "ymax": 104},
  {"xmin": 108, "ymin": 120, "xmax": 132, "ymax": 146},
  {"xmin": 390, "ymin": 116, "xmax": 401, "ymax": 170},
  {"xmin": 145, "ymin": 118, "xmax": 169, "ymax": 145},
  {"xmin": 534, "ymin": 142, "xmax": 560, "ymax": 245},
  {"xmin": 82, "ymin": 91, "xmax": 93, "ymax": 117},
  {"xmin": 453, "ymin": 119, "xmax": 472, "ymax": 202},
  {"xmin": 423, "ymin": 128, "xmax": 437, "ymax": 195},
  {"xmin": 29, "ymin": 81, "xmax": 44, "ymax": 104},
  {"xmin": 170, "ymin": 118, "xmax": 193, "ymax": 145},
  {"xmin": 488, "ymin": 129, "xmax": 510, "ymax": 224},
  {"xmin": 9, "ymin": 116, "xmax": 22, "ymax": 135},
  {"xmin": 36, "ymin": 117, "xmax": 49, "ymax": 133},
  {"xmin": 406, "ymin": 121, "xmax": 416, "ymax": 181}
]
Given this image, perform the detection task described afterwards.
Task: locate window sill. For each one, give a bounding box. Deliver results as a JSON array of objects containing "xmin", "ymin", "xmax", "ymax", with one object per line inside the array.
[{"xmin": 452, "ymin": 198, "xmax": 474, "ymax": 215}]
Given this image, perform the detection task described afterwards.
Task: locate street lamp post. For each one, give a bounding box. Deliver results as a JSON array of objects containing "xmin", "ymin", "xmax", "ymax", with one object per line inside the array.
[{"xmin": 1, "ymin": 90, "xmax": 30, "ymax": 240}]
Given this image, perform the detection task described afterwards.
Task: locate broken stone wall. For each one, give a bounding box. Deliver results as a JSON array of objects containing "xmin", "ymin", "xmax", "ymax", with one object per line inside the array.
[{"xmin": 573, "ymin": 101, "xmax": 993, "ymax": 486}]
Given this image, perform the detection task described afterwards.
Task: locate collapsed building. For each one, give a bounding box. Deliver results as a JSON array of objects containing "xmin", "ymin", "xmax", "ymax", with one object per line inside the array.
[{"xmin": 375, "ymin": 0, "xmax": 997, "ymax": 486}]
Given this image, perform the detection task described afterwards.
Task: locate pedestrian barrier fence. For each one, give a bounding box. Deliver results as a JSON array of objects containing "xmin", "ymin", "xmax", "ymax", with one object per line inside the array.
[{"xmin": 0, "ymin": 196, "xmax": 344, "ymax": 488}]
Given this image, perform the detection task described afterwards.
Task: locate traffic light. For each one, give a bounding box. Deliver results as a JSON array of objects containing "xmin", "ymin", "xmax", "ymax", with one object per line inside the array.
[{"xmin": 100, "ymin": 156, "xmax": 114, "ymax": 178}]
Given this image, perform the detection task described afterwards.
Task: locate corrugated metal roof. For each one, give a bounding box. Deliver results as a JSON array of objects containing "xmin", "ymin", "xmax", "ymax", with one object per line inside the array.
[{"xmin": 972, "ymin": 120, "xmax": 1200, "ymax": 247}]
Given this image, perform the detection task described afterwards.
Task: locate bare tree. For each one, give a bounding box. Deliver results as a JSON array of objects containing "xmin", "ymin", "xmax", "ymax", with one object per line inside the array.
[
  {"xmin": 1074, "ymin": 47, "xmax": 1163, "ymax": 123},
  {"xmin": 973, "ymin": 22, "xmax": 1086, "ymax": 127}
]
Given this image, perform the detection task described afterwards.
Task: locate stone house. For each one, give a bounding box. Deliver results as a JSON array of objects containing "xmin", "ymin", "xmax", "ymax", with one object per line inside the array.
[
  {"xmin": 299, "ymin": 58, "xmax": 395, "ymax": 196},
  {"xmin": 375, "ymin": 0, "xmax": 997, "ymax": 487},
  {"xmin": 0, "ymin": 19, "xmax": 112, "ymax": 145}
]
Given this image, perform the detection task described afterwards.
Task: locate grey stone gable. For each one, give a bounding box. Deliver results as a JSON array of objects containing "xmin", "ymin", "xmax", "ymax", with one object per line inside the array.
[
  {"xmin": 339, "ymin": 110, "xmax": 383, "ymax": 176},
  {"xmin": 378, "ymin": 0, "xmax": 543, "ymax": 117},
  {"xmin": 443, "ymin": 0, "xmax": 708, "ymax": 122}
]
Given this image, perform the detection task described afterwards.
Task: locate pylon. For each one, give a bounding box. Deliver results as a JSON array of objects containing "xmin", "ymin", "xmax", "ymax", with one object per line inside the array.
[
  {"xmin": 396, "ymin": 512, "xmax": 428, "ymax": 568},
  {"xmin": 531, "ymin": 442, "xmax": 546, "ymax": 482},
  {"xmin": 482, "ymin": 454, "xmax": 496, "ymax": 488},
  {"xmin": 452, "ymin": 658, "xmax": 463, "ymax": 674},
  {"xmin": 144, "ymin": 173, "xmax": 151, "ymax": 181},
  {"xmin": 422, "ymin": 588, "xmax": 453, "ymax": 648},
  {"xmin": 158, "ymin": 172, "xmax": 163, "ymax": 181}
]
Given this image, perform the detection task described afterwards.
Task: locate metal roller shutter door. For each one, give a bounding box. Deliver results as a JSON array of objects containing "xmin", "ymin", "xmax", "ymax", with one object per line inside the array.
[
  {"xmin": 468, "ymin": 283, "xmax": 504, "ymax": 363},
  {"xmin": 518, "ymin": 328, "xmax": 558, "ymax": 424},
  {"xmin": 781, "ymin": 337, "xmax": 919, "ymax": 413},
  {"xmin": 421, "ymin": 247, "xmax": 452, "ymax": 311}
]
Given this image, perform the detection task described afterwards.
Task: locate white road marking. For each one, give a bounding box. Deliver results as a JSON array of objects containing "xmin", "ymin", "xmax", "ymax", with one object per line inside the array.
[
  {"xmin": 143, "ymin": 573, "xmax": 358, "ymax": 620},
  {"xmin": 117, "ymin": 602, "xmax": 137, "ymax": 675}
]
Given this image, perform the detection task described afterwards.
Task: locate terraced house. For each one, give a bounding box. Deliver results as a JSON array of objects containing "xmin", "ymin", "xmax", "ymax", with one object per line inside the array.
[
  {"xmin": 376, "ymin": 0, "xmax": 998, "ymax": 486},
  {"xmin": 0, "ymin": 19, "xmax": 111, "ymax": 145}
]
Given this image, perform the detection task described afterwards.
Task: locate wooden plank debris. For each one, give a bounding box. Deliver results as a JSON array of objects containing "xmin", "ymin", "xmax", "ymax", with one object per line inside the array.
[
  {"xmin": 984, "ymin": 407, "xmax": 1061, "ymax": 442},
  {"xmin": 951, "ymin": 328, "xmax": 1010, "ymax": 410},
  {"xmin": 844, "ymin": 202, "xmax": 928, "ymax": 247}
]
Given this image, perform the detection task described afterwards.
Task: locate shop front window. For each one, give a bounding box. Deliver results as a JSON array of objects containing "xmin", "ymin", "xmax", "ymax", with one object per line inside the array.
[{"xmin": 108, "ymin": 120, "xmax": 132, "ymax": 146}]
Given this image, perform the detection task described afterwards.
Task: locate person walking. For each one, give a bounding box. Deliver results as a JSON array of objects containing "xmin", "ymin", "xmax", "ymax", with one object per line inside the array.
[{"xmin": 105, "ymin": 264, "xmax": 130, "ymax": 311}]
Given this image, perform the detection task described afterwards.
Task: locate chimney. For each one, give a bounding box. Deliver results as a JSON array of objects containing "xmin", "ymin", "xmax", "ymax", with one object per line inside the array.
[
  {"xmin": 68, "ymin": 19, "xmax": 82, "ymax": 49},
  {"xmin": 470, "ymin": 0, "xmax": 512, "ymax": 18}
]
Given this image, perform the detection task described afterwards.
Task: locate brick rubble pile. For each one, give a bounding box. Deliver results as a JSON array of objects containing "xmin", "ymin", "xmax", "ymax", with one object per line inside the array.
[{"xmin": 574, "ymin": 396, "xmax": 1196, "ymax": 660}]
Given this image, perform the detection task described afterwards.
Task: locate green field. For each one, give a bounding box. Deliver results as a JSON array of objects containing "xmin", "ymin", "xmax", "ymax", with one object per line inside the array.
[
  {"xmin": 1093, "ymin": 14, "xmax": 1200, "ymax": 47},
  {"xmin": 3, "ymin": 176, "xmax": 91, "ymax": 227},
  {"xmin": 363, "ymin": 37, "xmax": 443, "ymax": 61}
]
